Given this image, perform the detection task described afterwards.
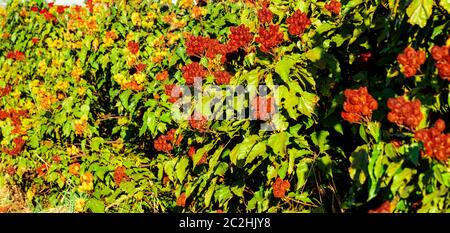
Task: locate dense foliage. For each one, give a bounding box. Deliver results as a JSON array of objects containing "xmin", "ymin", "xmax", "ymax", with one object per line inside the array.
[{"xmin": 0, "ymin": 0, "xmax": 449, "ymax": 213}]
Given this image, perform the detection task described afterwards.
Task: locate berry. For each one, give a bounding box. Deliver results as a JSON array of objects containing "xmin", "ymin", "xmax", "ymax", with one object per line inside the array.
[
  {"xmin": 164, "ymin": 84, "xmax": 182, "ymax": 103},
  {"xmin": 189, "ymin": 114, "xmax": 208, "ymax": 132},
  {"xmin": 257, "ymin": 4, "xmax": 273, "ymax": 24},
  {"xmin": 368, "ymin": 201, "xmax": 392, "ymax": 213},
  {"xmin": 113, "ymin": 166, "xmax": 128, "ymax": 186},
  {"xmin": 127, "ymin": 41, "xmax": 139, "ymax": 54},
  {"xmin": 182, "ymin": 62, "xmax": 208, "ymax": 85},
  {"xmin": 255, "ymin": 24, "xmax": 284, "ymax": 53},
  {"xmin": 325, "ymin": 0, "xmax": 341, "ymax": 15},
  {"xmin": 273, "ymin": 177, "xmax": 290, "ymax": 198},
  {"xmin": 397, "ymin": 47, "xmax": 426, "ymax": 78},
  {"xmin": 414, "ymin": 119, "xmax": 450, "ymax": 162},
  {"xmin": 286, "ymin": 10, "xmax": 311, "ymax": 37},
  {"xmin": 213, "ymin": 70, "xmax": 232, "ymax": 85},
  {"xmin": 176, "ymin": 192, "xmax": 187, "ymax": 207},
  {"xmin": 227, "ymin": 25, "xmax": 253, "ymax": 52},
  {"xmin": 386, "ymin": 96, "xmax": 423, "ymax": 130},
  {"xmin": 341, "ymin": 86, "xmax": 378, "ymax": 124}
]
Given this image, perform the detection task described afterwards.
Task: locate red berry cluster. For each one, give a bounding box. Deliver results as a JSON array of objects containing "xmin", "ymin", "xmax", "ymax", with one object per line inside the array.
[
  {"xmin": 185, "ymin": 35, "xmax": 229, "ymax": 63},
  {"xmin": 387, "ymin": 96, "xmax": 423, "ymax": 130},
  {"xmin": 273, "ymin": 177, "xmax": 290, "ymax": 198},
  {"xmin": 213, "ymin": 70, "xmax": 232, "ymax": 85},
  {"xmin": 341, "ymin": 87, "xmax": 378, "ymax": 124},
  {"xmin": 176, "ymin": 192, "xmax": 187, "ymax": 207},
  {"xmin": 3, "ymin": 137, "xmax": 26, "ymax": 156},
  {"xmin": 227, "ymin": 25, "xmax": 253, "ymax": 52},
  {"xmin": 56, "ymin": 5, "xmax": 69, "ymax": 14},
  {"xmin": 31, "ymin": 37, "xmax": 39, "ymax": 44},
  {"xmin": 189, "ymin": 115, "xmax": 208, "ymax": 132},
  {"xmin": 185, "ymin": 35, "xmax": 212, "ymax": 57},
  {"xmin": 37, "ymin": 163, "xmax": 49, "ymax": 177},
  {"xmin": 286, "ymin": 10, "xmax": 311, "ymax": 37},
  {"xmin": 251, "ymin": 96, "xmax": 275, "ymax": 120},
  {"xmin": 122, "ymin": 80, "xmax": 144, "ymax": 91},
  {"xmin": 255, "ymin": 25, "xmax": 284, "ymax": 53},
  {"xmin": 6, "ymin": 51, "xmax": 25, "ymax": 61},
  {"xmin": 182, "ymin": 62, "xmax": 208, "ymax": 85},
  {"xmin": 397, "ymin": 47, "xmax": 426, "ymax": 78},
  {"xmin": 135, "ymin": 63, "xmax": 146, "ymax": 73},
  {"xmin": 153, "ymin": 129, "xmax": 183, "ymax": 153},
  {"xmin": 357, "ymin": 52, "xmax": 372, "ymax": 63},
  {"xmin": 6, "ymin": 166, "xmax": 16, "ymax": 176},
  {"xmin": 368, "ymin": 201, "xmax": 392, "ymax": 213},
  {"xmin": 156, "ymin": 70, "xmax": 169, "ymax": 81},
  {"xmin": 324, "ymin": 0, "xmax": 342, "ymax": 15},
  {"xmin": 431, "ymin": 45, "xmax": 450, "ymax": 80},
  {"xmin": 30, "ymin": 4, "xmax": 59, "ymax": 22},
  {"xmin": 127, "ymin": 41, "xmax": 139, "ymax": 54},
  {"xmin": 0, "ymin": 85, "xmax": 11, "ymax": 97},
  {"xmin": 164, "ymin": 84, "xmax": 182, "ymax": 103},
  {"xmin": 113, "ymin": 166, "xmax": 129, "ymax": 186},
  {"xmin": 257, "ymin": 3, "xmax": 273, "ymax": 24},
  {"xmin": 414, "ymin": 119, "xmax": 450, "ymax": 162}
]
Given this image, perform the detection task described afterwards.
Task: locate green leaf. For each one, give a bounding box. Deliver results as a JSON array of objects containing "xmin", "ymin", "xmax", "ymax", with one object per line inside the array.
[
  {"xmin": 230, "ymin": 135, "xmax": 259, "ymax": 166},
  {"xmin": 204, "ymin": 180, "xmax": 216, "ymax": 207},
  {"xmin": 311, "ymin": 131, "xmax": 330, "ymax": 154},
  {"xmin": 406, "ymin": 0, "xmax": 433, "ymax": 28},
  {"xmin": 245, "ymin": 142, "xmax": 267, "ymax": 165},
  {"xmin": 275, "ymin": 57, "xmax": 296, "ymax": 83},
  {"xmin": 297, "ymin": 91, "xmax": 318, "ymax": 117},
  {"xmin": 119, "ymin": 90, "xmax": 132, "ymax": 110},
  {"xmin": 439, "ymin": 0, "xmax": 450, "ymax": 13},
  {"xmin": 175, "ymin": 157, "xmax": 190, "ymax": 183},
  {"xmin": 87, "ymin": 199, "xmax": 105, "ymax": 213},
  {"xmin": 304, "ymin": 47, "xmax": 323, "ymax": 62},
  {"xmin": 268, "ymin": 132, "xmax": 289, "ymax": 156},
  {"xmin": 359, "ymin": 124, "xmax": 368, "ymax": 143},
  {"xmin": 296, "ymin": 161, "xmax": 309, "ymax": 190},
  {"xmin": 91, "ymin": 137, "xmax": 104, "ymax": 151}
]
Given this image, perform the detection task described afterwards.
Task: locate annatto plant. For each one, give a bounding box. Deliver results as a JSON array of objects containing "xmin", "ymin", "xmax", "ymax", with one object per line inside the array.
[{"xmin": 0, "ymin": 0, "xmax": 449, "ymax": 213}]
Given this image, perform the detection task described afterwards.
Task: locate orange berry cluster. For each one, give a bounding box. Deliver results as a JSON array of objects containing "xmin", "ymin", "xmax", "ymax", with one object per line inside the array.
[
  {"xmin": 286, "ymin": 10, "xmax": 311, "ymax": 37},
  {"xmin": 227, "ymin": 25, "xmax": 253, "ymax": 52},
  {"xmin": 273, "ymin": 177, "xmax": 290, "ymax": 198},
  {"xmin": 176, "ymin": 192, "xmax": 187, "ymax": 207},
  {"xmin": 154, "ymin": 129, "xmax": 183, "ymax": 153},
  {"xmin": 368, "ymin": 201, "xmax": 392, "ymax": 213},
  {"xmin": 1, "ymin": 109, "xmax": 29, "ymax": 156},
  {"xmin": 189, "ymin": 115, "xmax": 208, "ymax": 132},
  {"xmin": 325, "ymin": 0, "xmax": 342, "ymax": 15},
  {"xmin": 397, "ymin": 47, "xmax": 426, "ymax": 78},
  {"xmin": 255, "ymin": 24, "xmax": 284, "ymax": 53},
  {"xmin": 387, "ymin": 96, "xmax": 423, "ymax": 130},
  {"xmin": 113, "ymin": 166, "xmax": 128, "ymax": 186},
  {"xmin": 341, "ymin": 86, "xmax": 378, "ymax": 124},
  {"xmin": 182, "ymin": 62, "xmax": 208, "ymax": 85},
  {"xmin": 156, "ymin": 70, "xmax": 169, "ymax": 81},
  {"xmin": 164, "ymin": 84, "xmax": 182, "ymax": 103},
  {"xmin": 257, "ymin": 2, "xmax": 273, "ymax": 24},
  {"xmin": 185, "ymin": 35, "xmax": 211, "ymax": 58},
  {"xmin": 6, "ymin": 51, "xmax": 25, "ymax": 61},
  {"xmin": 251, "ymin": 96, "xmax": 275, "ymax": 120},
  {"xmin": 0, "ymin": 85, "xmax": 11, "ymax": 97},
  {"xmin": 135, "ymin": 63, "xmax": 146, "ymax": 73},
  {"xmin": 431, "ymin": 45, "xmax": 450, "ymax": 80},
  {"xmin": 213, "ymin": 70, "xmax": 232, "ymax": 85},
  {"xmin": 414, "ymin": 119, "xmax": 450, "ymax": 162},
  {"xmin": 127, "ymin": 41, "xmax": 139, "ymax": 54}
]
